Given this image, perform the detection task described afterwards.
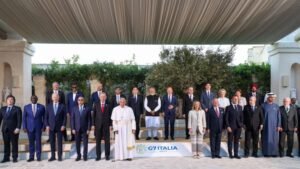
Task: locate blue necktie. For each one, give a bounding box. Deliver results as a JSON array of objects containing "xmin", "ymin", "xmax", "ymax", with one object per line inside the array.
[
  {"xmin": 80, "ymin": 106, "xmax": 83, "ymax": 116},
  {"xmin": 6, "ymin": 107, "xmax": 11, "ymax": 116},
  {"xmin": 54, "ymin": 104, "xmax": 58, "ymax": 115}
]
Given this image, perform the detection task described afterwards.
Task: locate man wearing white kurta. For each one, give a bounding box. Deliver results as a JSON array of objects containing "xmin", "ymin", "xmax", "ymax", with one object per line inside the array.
[
  {"xmin": 144, "ymin": 87, "xmax": 161, "ymax": 140},
  {"xmin": 111, "ymin": 98, "xmax": 136, "ymax": 161}
]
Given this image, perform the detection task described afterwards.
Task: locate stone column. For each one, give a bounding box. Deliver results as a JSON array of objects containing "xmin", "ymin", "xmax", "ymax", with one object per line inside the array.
[
  {"xmin": 268, "ymin": 42, "xmax": 300, "ymax": 104},
  {"xmin": 33, "ymin": 75, "xmax": 47, "ymax": 105},
  {"xmin": 0, "ymin": 40, "xmax": 34, "ymax": 108}
]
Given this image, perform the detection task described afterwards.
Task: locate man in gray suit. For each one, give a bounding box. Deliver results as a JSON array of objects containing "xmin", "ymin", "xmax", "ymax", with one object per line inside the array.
[{"xmin": 279, "ymin": 97, "xmax": 298, "ymax": 158}]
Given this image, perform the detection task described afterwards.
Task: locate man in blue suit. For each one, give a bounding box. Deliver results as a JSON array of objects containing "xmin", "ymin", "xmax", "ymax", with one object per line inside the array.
[
  {"xmin": 23, "ymin": 95, "xmax": 45, "ymax": 162},
  {"xmin": 45, "ymin": 93, "xmax": 66, "ymax": 162},
  {"xmin": 208, "ymin": 98, "xmax": 224, "ymax": 159},
  {"xmin": 200, "ymin": 82, "xmax": 216, "ymax": 122},
  {"xmin": 162, "ymin": 87, "xmax": 178, "ymax": 140},
  {"xmin": 71, "ymin": 96, "xmax": 91, "ymax": 161},
  {"xmin": 67, "ymin": 82, "xmax": 84, "ymax": 141}
]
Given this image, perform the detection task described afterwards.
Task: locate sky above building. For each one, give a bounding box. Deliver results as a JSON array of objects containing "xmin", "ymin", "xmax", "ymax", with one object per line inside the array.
[{"xmin": 32, "ymin": 44, "xmax": 256, "ymax": 65}]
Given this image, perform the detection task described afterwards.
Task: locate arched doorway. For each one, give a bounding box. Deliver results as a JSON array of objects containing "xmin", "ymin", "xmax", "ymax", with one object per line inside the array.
[
  {"xmin": 291, "ymin": 63, "xmax": 300, "ymax": 100},
  {"xmin": 2, "ymin": 62, "xmax": 13, "ymax": 102}
]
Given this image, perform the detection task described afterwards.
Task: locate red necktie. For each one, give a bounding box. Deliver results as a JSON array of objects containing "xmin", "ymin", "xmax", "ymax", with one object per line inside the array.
[{"xmin": 101, "ymin": 103, "xmax": 105, "ymax": 112}]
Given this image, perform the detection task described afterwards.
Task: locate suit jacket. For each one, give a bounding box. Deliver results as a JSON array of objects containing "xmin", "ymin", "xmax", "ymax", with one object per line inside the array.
[
  {"xmin": 127, "ymin": 94, "xmax": 144, "ymax": 116},
  {"xmin": 23, "ymin": 103, "xmax": 46, "ymax": 132},
  {"xmin": 207, "ymin": 107, "xmax": 224, "ymax": 133},
  {"xmin": 182, "ymin": 94, "xmax": 197, "ymax": 115},
  {"xmin": 93, "ymin": 102, "xmax": 112, "ymax": 129},
  {"xmin": 188, "ymin": 110, "xmax": 206, "ymax": 135},
  {"xmin": 46, "ymin": 90, "xmax": 65, "ymax": 106},
  {"xmin": 246, "ymin": 92, "xmax": 263, "ymax": 106},
  {"xmin": 161, "ymin": 95, "xmax": 178, "ymax": 117},
  {"xmin": 71, "ymin": 105, "xmax": 92, "ymax": 132},
  {"xmin": 0, "ymin": 105, "xmax": 22, "ymax": 132},
  {"xmin": 45, "ymin": 103, "xmax": 66, "ymax": 131},
  {"xmin": 200, "ymin": 91, "xmax": 216, "ymax": 110},
  {"xmin": 243, "ymin": 105, "xmax": 264, "ymax": 131},
  {"xmin": 110, "ymin": 94, "xmax": 126, "ymax": 110},
  {"xmin": 225, "ymin": 104, "xmax": 244, "ymax": 130},
  {"xmin": 280, "ymin": 106, "xmax": 298, "ymax": 131},
  {"xmin": 66, "ymin": 91, "xmax": 84, "ymax": 114}
]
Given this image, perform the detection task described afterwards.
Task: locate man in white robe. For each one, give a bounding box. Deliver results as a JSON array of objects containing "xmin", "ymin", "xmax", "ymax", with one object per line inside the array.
[{"xmin": 111, "ymin": 98, "xmax": 136, "ymax": 161}]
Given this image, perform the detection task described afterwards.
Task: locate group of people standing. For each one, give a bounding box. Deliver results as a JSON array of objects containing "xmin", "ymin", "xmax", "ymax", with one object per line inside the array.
[{"xmin": 0, "ymin": 81, "xmax": 299, "ymax": 163}]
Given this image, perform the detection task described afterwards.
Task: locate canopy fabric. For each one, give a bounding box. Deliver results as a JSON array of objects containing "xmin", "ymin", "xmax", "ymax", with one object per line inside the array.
[{"xmin": 0, "ymin": 0, "xmax": 300, "ymax": 44}]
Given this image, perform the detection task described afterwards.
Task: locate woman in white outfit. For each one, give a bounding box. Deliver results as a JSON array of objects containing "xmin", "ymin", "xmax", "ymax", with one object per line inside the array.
[{"xmin": 188, "ymin": 101, "xmax": 206, "ymax": 158}]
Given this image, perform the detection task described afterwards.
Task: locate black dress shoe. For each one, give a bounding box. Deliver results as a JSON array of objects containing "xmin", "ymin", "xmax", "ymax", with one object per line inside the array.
[
  {"xmin": 229, "ymin": 155, "xmax": 234, "ymax": 159},
  {"xmin": 211, "ymin": 156, "xmax": 215, "ymax": 159},
  {"xmin": 106, "ymin": 157, "xmax": 110, "ymax": 161},
  {"xmin": 252, "ymin": 154, "xmax": 258, "ymax": 158},
  {"xmin": 37, "ymin": 158, "xmax": 42, "ymax": 162},
  {"xmin": 75, "ymin": 157, "xmax": 81, "ymax": 161},
  {"xmin": 136, "ymin": 137, "xmax": 140, "ymax": 140},
  {"xmin": 234, "ymin": 156, "xmax": 241, "ymax": 159},
  {"xmin": 27, "ymin": 158, "xmax": 34, "ymax": 162},
  {"xmin": 48, "ymin": 157, "xmax": 56, "ymax": 162},
  {"xmin": 185, "ymin": 136, "xmax": 190, "ymax": 139},
  {"xmin": 127, "ymin": 158, "xmax": 132, "ymax": 161},
  {"xmin": 287, "ymin": 154, "xmax": 294, "ymax": 158},
  {"xmin": 96, "ymin": 157, "xmax": 101, "ymax": 161},
  {"xmin": 146, "ymin": 137, "xmax": 151, "ymax": 140},
  {"xmin": 58, "ymin": 158, "xmax": 63, "ymax": 161},
  {"xmin": 164, "ymin": 137, "xmax": 169, "ymax": 140},
  {"xmin": 83, "ymin": 158, "xmax": 88, "ymax": 161},
  {"xmin": 13, "ymin": 159, "xmax": 18, "ymax": 163},
  {"xmin": 153, "ymin": 137, "xmax": 159, "ymax": 140},
  {"xmin": 1, "ymin": 159, "xmax": 10, "ymax": 163},
  {"xmin": 216, "ymin": 155, "xmax": 222, "ymax": 159},
  {"xmin": 244, "ymin": 155, "xmax": 249, "ymax": 158},
  {"xmin": 171, "ymin": 137, "xmax": 175, "ymax": 140}
]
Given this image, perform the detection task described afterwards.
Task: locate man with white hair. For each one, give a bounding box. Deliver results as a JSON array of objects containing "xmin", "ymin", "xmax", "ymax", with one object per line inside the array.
[
  {"xmin": 111, "ymin": 98, "xmax": 136, "ymax": 161},
  {"xmin": 279, "ymin": 97, "xmax": 298, "ymax": 158},
  {"xmin": 261, "ymin": 93, "xmax": 281, "ymax": 157}
]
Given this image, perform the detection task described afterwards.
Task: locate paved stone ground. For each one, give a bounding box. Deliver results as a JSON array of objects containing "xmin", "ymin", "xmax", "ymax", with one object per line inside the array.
[{"xmin": 0, "ymin": 157, "xmax": 299, "ymax": 169}]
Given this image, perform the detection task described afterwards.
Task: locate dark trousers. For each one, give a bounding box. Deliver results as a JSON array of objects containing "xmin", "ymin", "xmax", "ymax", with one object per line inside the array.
[
  {"xmin": 244, "ymin": 128, "xmax": 259, "ymax": 156},
  {"xmin": 2, "ymin": 129, "xmax": 19, "ymax": 160},
  {"xmin": 210, "ymin": 132, "xmax": 221, "ymax": 157},
  {"xmin": 27, "ymin": 129, "xmax": 42, "ymax": 159},
  {"xmin": 164, "ymin": 116, "xmax": 175, "ymax": 138},
  {"xmin": 135, "ymin": 114, "xmax": 140, "ymax": 139},
  {"xmin": 75, "ymin": 129, "xmax": 88, "ymax": 158},
  {"xmin": 227, "ymin": 128, "xmax": 241, "ymax": 156},
  {"xmin": 95, "ymin": 125, "xmax": 110, "ymax": 159},
  {"xmin": 49, "ymin": 130, "xmax": 63, "ymax": 158},
  {"xmin": 279, "ymin": 130, "xmax": 294, "ymax": 155},
  {"xmin": 185, "ymin": 113, "xmax": 190, "ymax": 138}
]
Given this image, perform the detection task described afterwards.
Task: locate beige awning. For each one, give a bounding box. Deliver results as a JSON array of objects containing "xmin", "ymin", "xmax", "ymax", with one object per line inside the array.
[{"xmin": 0, "ymin": 0, "xmax": 300, "ymax": 44}]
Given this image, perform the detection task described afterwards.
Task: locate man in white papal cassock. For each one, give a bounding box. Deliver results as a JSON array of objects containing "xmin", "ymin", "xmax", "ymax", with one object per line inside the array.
[{"xmin": 111, "ymin": 98, "xmax": 136, "ymax": 161}]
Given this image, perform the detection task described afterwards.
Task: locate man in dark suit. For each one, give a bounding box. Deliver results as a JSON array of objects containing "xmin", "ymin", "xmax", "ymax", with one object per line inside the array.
[
  {"xmin": 200, "ymin": 83, "xmax": 216, "ymax": 122},
  {"xmin": 182, "ymin": 86, "xmax": 197, "ymax": 139},
  {"xmin": 90, "ymin": 82, "xmax": 106, "ymax": 106},
  {"xmin": 110, "ymin": 87, "xmax": 126, "ymax": 110},
  {"xmin": 162, "ymin": 87, "xmax": 178, "ymax": 140},
  {"xmin": 45, "ymin": 93, "xmax": 67, "ymax": 162},
  {"xmin": 279, "ymin": 97, "xmax": 298, "ymax": 158},
  {"xmin": 225, "ymin": 95, "xmax": 243, "ymax": 159},
  {"xmin": 93, "ymin": 92, "xmax": 111, "ymax": 161},
  {"xmin": 67, "ymin": 82, "xmax": 84, "ymax": 141},
  {"xmin": 23, "ymin": 95, "xmax": 46, "ymax": 162},
  {"xmin": 45, "ymin": 82, "xmax": 66, "ymax": 141},
  {"xmin": 127, "ymin": 87, "xmax": 144, "ymax": 140},
  {"xmin": 0, "ymin": 95, "xmax": 22, "ymax": 163},
  {"xmin": 71, "ymin": 96, "xmax": 91, "ymax": 161},
  {"xmin": 243, "ymin": 96, "xmax": 263, "ymax": 158},
  {"xmin": 246, "ymin": 83, "xmax": 263, "ymax": 106},
  {"xmin": 208, "ymin": 98, "xmax": 224, "ymax": 159}
]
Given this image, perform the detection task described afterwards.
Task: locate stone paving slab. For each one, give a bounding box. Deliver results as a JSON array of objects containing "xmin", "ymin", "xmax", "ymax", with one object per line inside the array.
[{"xmin": 0, "ymin": 157, "xmax": 299, "ymax": 169}]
